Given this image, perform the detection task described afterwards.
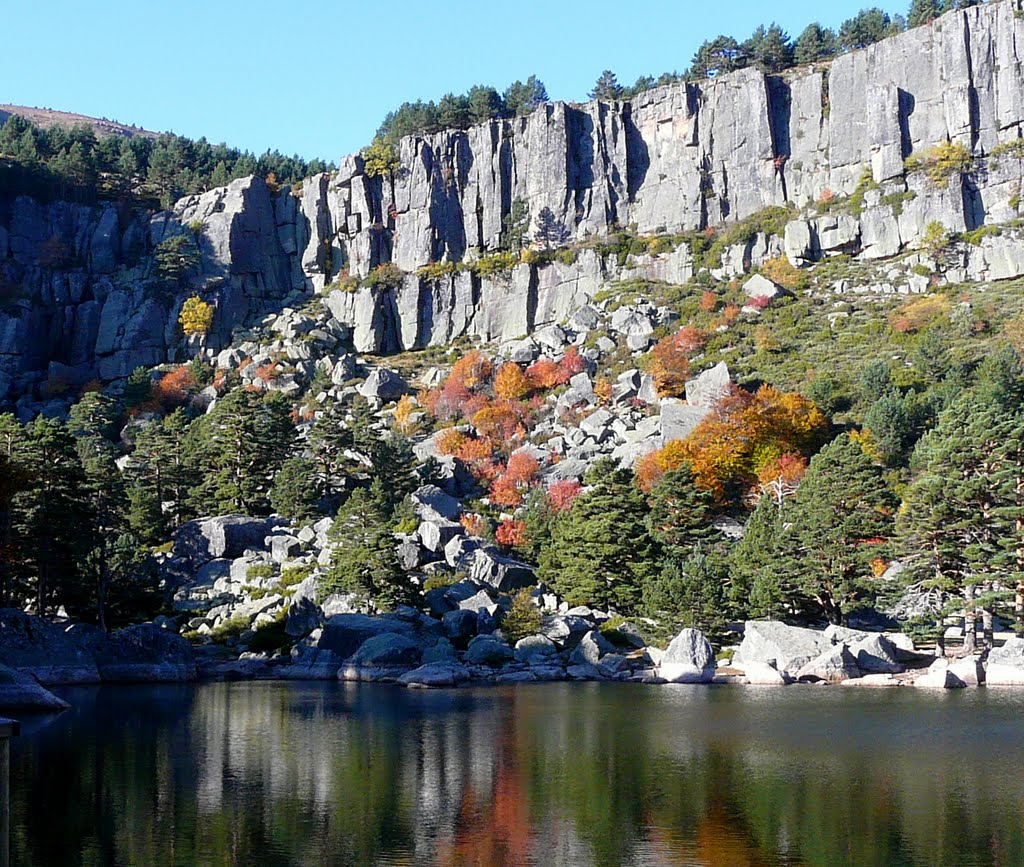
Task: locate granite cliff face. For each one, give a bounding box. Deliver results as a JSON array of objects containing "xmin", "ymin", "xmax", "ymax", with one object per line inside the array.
[{"xmin": 3, "ymin": 0, "xmax": 1024, "ymax": 405}]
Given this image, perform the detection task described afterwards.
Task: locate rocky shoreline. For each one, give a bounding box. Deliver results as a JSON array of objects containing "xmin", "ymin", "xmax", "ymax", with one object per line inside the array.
[{"xmin": 4, "ymin": 606, "xmax": 1024, "ymax": 714}]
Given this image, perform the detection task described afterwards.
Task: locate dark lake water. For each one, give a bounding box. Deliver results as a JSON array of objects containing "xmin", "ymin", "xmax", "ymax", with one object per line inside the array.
[{"xmin": 9, "ymin": 681, "xmax": 1024, "ymax": 866}]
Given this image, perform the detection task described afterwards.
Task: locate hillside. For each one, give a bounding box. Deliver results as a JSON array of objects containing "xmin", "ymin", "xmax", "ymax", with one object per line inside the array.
[{"xmin": 0, "ymin": 103, "xmax": 159, "ymax": 139}]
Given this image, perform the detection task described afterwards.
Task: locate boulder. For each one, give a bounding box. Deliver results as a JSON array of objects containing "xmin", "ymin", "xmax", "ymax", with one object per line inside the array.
[
  {"xmin": 795, "ymin": 644, "xmax": 861, "ymax": 683},
  {"xmin": 743, "ymin": 273, "xmax": 786, "ymax": 300},
  {"xmin": 514, "ymin": 634, "xmax": 559, "ymax": 664},
  {"xmin": 409, "ymin": 485, "xmax": 463, "ymax": 522},
  {"xmin": 83, "ymin": 623, "xmax": 197, "ymax": 682},
  {"xmin": 347, "ymin": 633, "xmax": 423, "ymax": 668},
  {"xmin": 949, "ymin": 657, "xmax": 984, "ymax": 687},
  {"xmin": 358, "ymin": 368, "xmax": 407, "ymax": 402},
  {"xmin": 464, "ymin": 635, "xmax": 514, "ymax": 666},
  {"xmin": 442, "ymin": 609, "xmax": 478, "ymax": 642},
  {"xmin": 568, "ymin": 630, "xmax": 616, "ymax": 666},
  {"xmin": 0, "ymin": 609, "xmax": 100, "ymax": 685},
  {"xmin": 985, "ymin": 637, "xmax": 1024, "ymax": 685},
  {"xmin": 174, "ymin": 516, "xmax": 279, "ymax": 564},
  {"xmin": 457, "ymin": 589, "xmax": 499, "ymax": 616},
  {"xmin": 0, "ymin": 663, "xmax": 69, "ymax": 712},
  {"xmin": 913, "ymin": 659, "xmax": 964, "ymax": 689},
  {"xmin": 742, "ymin": 662, "xmax": 788, "ymax": 685},
  {"xmin": 398, "ymin": 662, "xmax": 472, "ymax": 688},
  {"xmin": 733, "ymin": 621, "xmax": 833, "ymax": 677},
  {"xmin": 539, "ymin": 614, "xmax": 594, "ymax": 648},
  {"xmin": 660, "ymin": 628, "xmax": 716, "ymax": 684},
  {"xmin": 848, "ymin": 634, "xmax": 903, "ymax": 674},
  {"xmin": 284, "ymin": 613, "xmax": 419, "ymax": 678},
  {"xmin": 684, "ymin": 362, "xmax": 731, "ymax": 409}
]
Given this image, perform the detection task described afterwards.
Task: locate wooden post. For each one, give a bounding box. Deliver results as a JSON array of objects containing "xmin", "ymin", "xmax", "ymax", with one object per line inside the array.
[{"xmin": 0, "ymin": 717, "xmax": 17, "ymax": 867}]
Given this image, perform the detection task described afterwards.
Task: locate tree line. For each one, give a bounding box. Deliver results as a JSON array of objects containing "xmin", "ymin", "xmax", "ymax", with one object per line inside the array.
[{"xmin": 0, "ymin": 114, "xmax": 333, "ymax": 208}]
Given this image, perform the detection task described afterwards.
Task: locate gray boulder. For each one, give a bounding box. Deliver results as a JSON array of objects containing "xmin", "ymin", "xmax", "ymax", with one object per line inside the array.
[
  {"xmin": 684, "ymin": 362, "xmax": 731, "ymax": 409},
  {"xmin": 284, "ymin": 613, "xmax": 419, "ymax": 678},
  {"xmin": 539, "ymin": 614, "xmax": 593, "ymax": 647},
  {"xmin": 733, "ymin": 621, "xmax": 833, "ymax": 677},
  {"xmin": 795, "ymin": 644, "xmax": 861, "ymax": 683},
  {"xmin": 0, "ymin": 663, "xmax": 69, "ymax": 712},
  {"xmin": 0, "ymin": 609, "xmax": 100, "ymax": 685},
  {"xmin": 358, "ymin": 368, "xmax": 407, "ymax": 402},
  {"xmin": 410, "ymin": 484, "xmax": 462, "ymax": 522},
  {"xmin": 568, "ymin": 630, "xmax": 616, "ymax": 666},
  {"xmin": 442, "ymin": 609, "xmax": 478, "ymax": 642},
  {"xmin": 398, "ymin": 662, "xmax": 471, "ymax": 688},
  {"xmin": 986, "ymin": 637, "xmax": 1024, "ymax": 685},
  {"xmin": 849, "ymin": 634, "xmax": 902, "ymax": 674},
  {"xmin": 348, "ymin": 633, "xmax": 423, "ymax": 667},
  {"xmin": 514, "ymin": 634, "xmax": 559, "ymax": 664},
  {"xmin": 464, "ymin": 635, "xmax": 514, "ymax": 666},
  {"xmin": 174, "ymin": 516, "xmax": 279, "ymax": 564},
  {"xmin": 660, "ymin": 628, "xmax": 716, "ymax": 683},
  {"xmin": 74, "ymin": 623, "xmax": 197, "ymax": 682}
]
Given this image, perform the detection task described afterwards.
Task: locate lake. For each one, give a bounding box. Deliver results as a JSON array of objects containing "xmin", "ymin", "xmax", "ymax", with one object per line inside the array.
[{"xmin": 9, "ymin": 682, "xmax": 1024, "ymax": 866}]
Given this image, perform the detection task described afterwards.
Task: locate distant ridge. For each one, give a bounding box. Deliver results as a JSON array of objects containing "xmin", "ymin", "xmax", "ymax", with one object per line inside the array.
[{"xmin": 0, "ymin": 104, "xmax": 160, "ymax": 139}]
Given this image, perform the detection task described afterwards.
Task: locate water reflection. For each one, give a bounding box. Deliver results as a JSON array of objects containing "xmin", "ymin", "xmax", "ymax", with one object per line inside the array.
[{"xmin": 10, "ymin": 683, "xmax": 1024, "ymax": 866}]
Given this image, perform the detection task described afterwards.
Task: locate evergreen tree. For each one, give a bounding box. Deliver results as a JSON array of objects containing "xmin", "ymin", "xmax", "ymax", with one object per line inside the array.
[
  {"xmin": 124, "ymin": 409, "xmax": 194, "ymax": 542},
  {"xmin": 728, "ymin": 493, "xmax": 801, "ymax": 619},
  {"xmin": 308, "ymin": 403, "xmax": 357, "ymax": 502},
  {"xmin": 500, "ymin": 198, "xmax": 530, "ymax": 252},
  {"xmin": 154, "ymin": 234, "xmax": 201, "ymax": 286},
  {"xmin": 690, "ymin": 36, "xmax": 744, "ymax": 79},
  {"xmin": 0, "ymin": 450, "xmax": 30, "ymax": 607},
  {"xmin": 9, "ymin": 418, "xmax": 94, "ymax": 614},
  {"xmin": 742, "ymin": 24, "xmax": 794, "ymax": 73},
  {"xmin": 437, "ymin": 92, "xmax": 471, "ymax": 129},
  {"xmin": 646, "ymin": 464, "xmax": 718, "ymax": 555},
  {"xmin": 908, "ymin": 0, "xmax": 944, "ymax": 28},
  {"xmin": 270, "ymin": 455, "xmax": 322, "ymax": 522},
  {"xmin": 467, "ymin": 85, "xmax": 504, "ymax": 124},
  {"xmin": 190, "ymin": 389, "xmax": 295, "ymax": 516},
  {"xmin": 838, "ymin": 8, "xmax": 904, "ymax": 52},
  {"xmin": 644, "ymin": 546, "xmax": 728, "ymax": 635},
  {"xmin": 534, "ymin": 206, "xmax": 568, "ymax": 249},
  {"xmin": 502, "ymin": 76, "xmax": 548, "ymax": 116},
  {"xmin": 539, "ymin": 458, "xmax": 660, "ymax": 612},
  {"xmin": 68, "ymin": 390, "xmax": 122, "ymax": 441},
  {"xmin": 321, "ymin": 488, "xmax": 414, "ymax": 611},
  {"xmin": 782, "ymin": 434, "xmax": 896, "ymax": 624},
  {"xmin": 589, "ymin": 70, "xmax": 624, "ymax": 101},
  {"xmin": 794, "ymin": 23, "xmax": 839, "ymax": 65}
]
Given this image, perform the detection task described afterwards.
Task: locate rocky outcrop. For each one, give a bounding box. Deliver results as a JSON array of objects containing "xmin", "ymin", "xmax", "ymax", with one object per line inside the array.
[
  {"xmin": 5, "ymin": 2, "xmax": 1024, "ymax": 400},
  {"xmin": 0, "ymin": 662, "xmax": 69, "ymax": 712}
]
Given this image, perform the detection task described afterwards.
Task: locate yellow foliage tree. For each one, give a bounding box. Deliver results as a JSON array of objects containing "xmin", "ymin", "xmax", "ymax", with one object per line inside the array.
[
  {"xmin": 179, "ymin": 295, "xmax": 214, "ymax": 336},
  {"xmin": 493, "ymin": 362, "xmax": 531, "ymax": 400}
]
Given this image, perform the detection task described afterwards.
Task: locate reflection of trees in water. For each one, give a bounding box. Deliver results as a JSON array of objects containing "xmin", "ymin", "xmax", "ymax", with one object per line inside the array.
[{"xmin": 10, "ymin": 684, "xmax": 1024, "ymax": 865}]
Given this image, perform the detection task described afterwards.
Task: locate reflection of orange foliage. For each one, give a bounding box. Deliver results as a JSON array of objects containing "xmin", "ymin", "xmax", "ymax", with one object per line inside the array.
[
  {"xmin": 496, "ymin": 518, "xmax": 527, "ymax": 547},
  {"xmin": 151, "ymin": 365, "xmax": 196, "ymax": 408},
  {"xmin": 493, "ymin": 362, "xmax": 531, "ymax": 400},
  {"xmin": 436, "ymin": 729, "xmax": 533, "ymax": 867},
  {"xmin": 640, "ymin": 386, "xmax": 827, "ymax": 500}
]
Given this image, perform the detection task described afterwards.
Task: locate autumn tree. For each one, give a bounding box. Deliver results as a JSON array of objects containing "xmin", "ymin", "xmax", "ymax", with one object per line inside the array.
[
  {"xmin": 493, "ymin": 362, "xmax": 531, "ymax": 401},
  {"xmin": 179, "ymin": 295, "xmax": 214, "ymax": 336}
]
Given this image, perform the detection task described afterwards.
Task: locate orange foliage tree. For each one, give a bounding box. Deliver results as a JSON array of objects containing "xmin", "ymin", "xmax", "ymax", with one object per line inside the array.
[
  {"xmin": 489, "ymin": 451, "xmax": 540, "ymax": 507},
  {"xmin": 496, "ymin": 518, "xmax": 527, "ymax": 547},
  {"xmin": 493, "ymin": 362, "xmax": 531, "ymax": 400},
  {"xmin": 151, "ymin": 365, "xmax": 196, "ymax": 408},
  {"xmin": 638, "ymin": 385, "xmax": 828, "ymax": 500},
  {"xmin": 526, "ymin": 358, "xmax": 562, "ymax": 390}
]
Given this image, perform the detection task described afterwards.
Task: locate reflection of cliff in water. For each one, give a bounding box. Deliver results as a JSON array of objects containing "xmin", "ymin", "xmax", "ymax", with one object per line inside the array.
[{"xmin": 10, "ymin": 682, "xmax": 1024, "ymax": 866}]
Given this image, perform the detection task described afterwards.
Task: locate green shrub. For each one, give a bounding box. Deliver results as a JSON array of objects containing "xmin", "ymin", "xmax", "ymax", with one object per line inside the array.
[
  {"xmin": 361, "ymin": 137, "xmax": 399, "ymax": 178},
  {"xmin": 417, "ymin": 261, "xmax": 462, "ymax": 282},
  {"xmin": 990, "ymin": 139, "xmax": 1024, "ymax": 161},
  {"xmin": 554, "ymin": 247, "xmax": 578, "ymax": 265},
  {"xmin": 423, "ymin": 572, "xmax": 459, "ymax": 592},
  {"xmin": 500, "ymin": 589, "xmax": 542, "ymax": 644},
  {"xmin": 962, "ymin": 225, "xmax": 1002, "ymax": 246},
  {"xmin": 247, "ymin": 563, "xmax": 274, "ymax": 581},
  {"xmin": 362, "ymin": 262, "xmax": 406, "ymax": 291},
  {"xmin": 471, "ymin": 251, "xmax": 519, "ymax": 277}
]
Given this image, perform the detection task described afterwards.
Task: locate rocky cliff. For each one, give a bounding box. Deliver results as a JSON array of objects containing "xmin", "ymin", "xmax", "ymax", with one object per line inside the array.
[{"xmin": 3, "ymin": 0, "xmax": 1024, "ymax": 407}]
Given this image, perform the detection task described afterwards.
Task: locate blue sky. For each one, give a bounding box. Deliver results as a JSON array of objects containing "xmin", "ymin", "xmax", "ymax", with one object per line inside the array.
[{"xmin": 4, "ymin": 0, "xmax": 906, "ymax": 162}]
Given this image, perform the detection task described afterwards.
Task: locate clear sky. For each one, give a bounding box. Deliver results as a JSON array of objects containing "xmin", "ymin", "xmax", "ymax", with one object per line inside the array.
[{"xmin": 3, "ymin": 0, "xmax": 906, "ymax": 163}]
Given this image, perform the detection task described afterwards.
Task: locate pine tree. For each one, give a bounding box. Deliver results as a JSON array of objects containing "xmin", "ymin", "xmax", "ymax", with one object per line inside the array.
[
  {"xmin": 270, "ymin": 456, "xmax": 322, "ymax": 522},
  {"xmin": 794, "ymin": 23, "xmax": 838, "ymax": 65},
  {"xmin": 742, "ymin": 24, "xmax": 794, "ymax": 74},
  {"xmin": 10, "ymin": 418, "xmax": 94, "ymax": 614},
  {"xmin": 589, "ymin": 70, "xmax": 623, "ymax": 101},
  {"xmin": 322, "ymin": 488, "xmax": 413, "ymax": 611},
  {"xmin": 534, "ymin": 207, "xmax": 568, "ymax": 249},
  {"xmin": 502, "ymin": 76, "xmax": 548, "ymax": 116},
  {"xmin": 68, "ymin": 391, "xmax": 122, "ymax": 442},
  {"xmin": 646, "ymin": 464, "xmax": 718, "ymax": 555},
  {"xmin": 190, "ymin": 389, "xmax": 295, "ymax": 516},
  {"xmin": 125, "ymin": 409, "xmax": 194, "ymax": 543},
  {"xmin": 783, "ymin": 434, "xmax": 897, "ymax": 624},
  {"xmin": 467, "ymin": 85, "xmax": 504, "ymax": 124},
  {"xmin": 500, "ymin": 199, "xmax": 530, "ymax": 252},
  {"xmin": 728, "ymin": 493, "xmax": 803, "ymax": 619},
  {"xmin": 643, "ymin": 546, "xmax": 728, "ymax": 635},
  {"xmin": 308, "ymin": 403, "xmax": 356, "ymax": 502},
  {"xmin": 908, "ymin": 0, "xmax": 944, "ymax": 28},
  {"xmin": 539, "ymin": 458, "xmax": 660, "ymax": 612}
]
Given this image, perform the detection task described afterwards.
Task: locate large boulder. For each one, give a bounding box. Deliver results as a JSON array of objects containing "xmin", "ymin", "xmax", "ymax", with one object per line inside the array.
[
  {"xmin": 174, "ymin": 516, "xmax": 280, "ymax": 565},
  {"xmin": 986, "ymin": 637, "xmax": 1024, "ymax": 685},
  {"xmin": 283, "ymin": 613, "xmax": 420, "ymax": 678},
  {"xmin": 464, "ymin": 635, "xmax": 514, "ymax": 666},
  {"xmin": 338, "ymin": 633, "xmax": 424, "ymax": 681},
  {"xmin": 848, "ymin": 634, "xmax": 903, "ymax": 674},
  {"xmin": 398, "ymin": 662, "xmax": 472, "ymax": 688},
  {"xmin": 358, "ymin": 368, "xmax": 407, "ymax": 402},
  {"xmin": 514, "ymin": 634, "xmax": 560, "ymax": 664},
  {"xmin": 733, "ymin": 621, "xmax": 833, "ymax": 677},
  {"xmin": 795, "ymin": 644, "xmax": 861, "ymax": 683},
  {"xmin": 0, "ymin": 609, "xmax": 100, "ymax": 685},
  {"xmin": 81, "ymin": 623, "xmax": 197, "ymax": 682},
  {"xmin": 660, "ymin": 628, "xmax": 716, "ymax": 683},
  {"xmin": 410, "ymin": 485, "xmax": 462, "ymax": 523},
  {"xmin": 0, "ymin": 663, "xmax": 69, "ymax": 712},
  {"xmin": 568, "ymin": 630, "xmax": 616, "ymax": 666}
]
